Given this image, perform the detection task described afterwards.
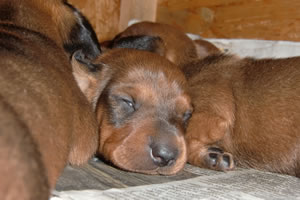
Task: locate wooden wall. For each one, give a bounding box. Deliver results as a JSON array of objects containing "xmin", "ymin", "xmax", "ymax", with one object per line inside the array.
[
  {"xmin": 119, "ymin": 0, "xmax": 157, "ymax": 32},
  {"xmin": 156, "ymin": 0, "xmax": 300, "ymax": 42},
  {"xmin": 69, "ymin": 0, "xmax": 300, "ymax": 42}
]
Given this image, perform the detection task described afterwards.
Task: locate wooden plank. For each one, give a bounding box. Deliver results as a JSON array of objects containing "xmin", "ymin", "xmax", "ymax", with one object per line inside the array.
[
  {"xmin": 119, "ymin": 0, "xmax": 158, "ymax": 32},
  {"xmin": 95, "ymin": 0, "xmax": 121, "ymax": 41},
  {"xmin": 157, "ymin": 0, "xmax": 300, "ymax": 41}
]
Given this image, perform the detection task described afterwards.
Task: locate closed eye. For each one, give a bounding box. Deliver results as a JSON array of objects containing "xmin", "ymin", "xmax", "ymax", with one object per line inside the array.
[
  {"xmin": 183, "ymin": 111, "xmax": 192, "ymax": 123},
  {"xmin": 117, "ymin": 93, "xmax": 139, "ymax": 114},
  {"xmin": 122, "ymin": 98, "xmax": 135, "ymax": 110}
]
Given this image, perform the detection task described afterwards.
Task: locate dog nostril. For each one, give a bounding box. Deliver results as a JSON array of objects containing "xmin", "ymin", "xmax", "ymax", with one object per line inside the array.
[{"xmin": 150, "ymin": 145, "xmax": 178, "ymax": 167}]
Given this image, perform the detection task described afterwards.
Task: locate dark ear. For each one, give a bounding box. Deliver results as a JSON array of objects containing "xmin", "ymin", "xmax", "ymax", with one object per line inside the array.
[
  {"xmin": 112, "ymin": 35, "xmax": 165, "ymax": 56},
  {"xmin": 63, "ymin": 2, "xmax": 101, "ymax": 59}
]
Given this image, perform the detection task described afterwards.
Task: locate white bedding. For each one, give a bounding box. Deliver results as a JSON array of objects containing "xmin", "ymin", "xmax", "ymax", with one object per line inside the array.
[{"xmin": 205, "ymin": 38, "xmax": 300, "ymax": 59}]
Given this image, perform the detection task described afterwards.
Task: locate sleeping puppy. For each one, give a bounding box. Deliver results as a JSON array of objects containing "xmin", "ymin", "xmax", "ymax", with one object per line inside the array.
[
  {"xmin": 182, "ymin": 54, "xmax": 300, "ymax": 177},
  {"xmin": 102, "ymin": 21, "xmax": 220, "ymax": 66},
  {"xmin": 0, "ymin": 0, "xmax": 100, "ymax": 199},
  {"xmin": 104, "ymin": 22, "xmax": 300, "ymax": 177},
  {"xmin": 72, "ymin": 48, "xmax": 193, "ymax": 175}
]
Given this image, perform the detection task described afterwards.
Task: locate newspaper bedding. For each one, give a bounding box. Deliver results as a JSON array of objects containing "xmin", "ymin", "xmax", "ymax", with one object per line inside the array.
[{"xmin": 52, "ymin": 166, "xmax": 300, "ymax": 200}]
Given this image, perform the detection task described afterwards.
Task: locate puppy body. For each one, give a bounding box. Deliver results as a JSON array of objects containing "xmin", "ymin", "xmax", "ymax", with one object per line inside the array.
[
  {"xmin": 0, "ymin": 0, "xmax": 100, "ymax": 199},
  {"xmin": 183, "ymin": 54, "xmax": 300, "ymax": 177},
  {"xmin": 72, "ymin": 48, "xmax": 193, "ymax": 175}
]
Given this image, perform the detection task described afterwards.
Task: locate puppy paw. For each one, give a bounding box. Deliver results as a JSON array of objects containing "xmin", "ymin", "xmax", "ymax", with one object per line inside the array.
[{"xmin": 204, "ymin": 147, "xmax": 234, "ymax": 171}]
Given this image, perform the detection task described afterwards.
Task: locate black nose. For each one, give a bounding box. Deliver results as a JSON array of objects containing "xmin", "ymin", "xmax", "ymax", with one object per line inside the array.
[{"xmin": 150, "ymin": 144, "xmax": 178, "ymax": 167}]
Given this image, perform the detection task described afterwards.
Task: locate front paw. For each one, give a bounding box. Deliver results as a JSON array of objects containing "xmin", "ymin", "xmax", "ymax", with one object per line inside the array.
[{"xmin": 204, "ymin": 147, "xmax": 234, "ymax": 171}]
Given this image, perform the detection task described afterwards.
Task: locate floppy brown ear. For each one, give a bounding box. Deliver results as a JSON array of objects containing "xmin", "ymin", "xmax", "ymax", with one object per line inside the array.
[
  {"xmin": 112, "ymin": 35, "xmax": 165, "ymax": 57},
  {"xmin": 193, "ymin": 39, "xmax": 221, "ymax": 59},
  {"xmin": 71, "ymin": 50, "xmax": 103, "ymax": 109}
]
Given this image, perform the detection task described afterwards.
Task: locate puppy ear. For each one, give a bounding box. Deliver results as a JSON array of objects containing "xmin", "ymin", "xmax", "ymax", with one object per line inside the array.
[
  {"xmin": 112, "ymin": 35, "xmax": 165, "ymax": 56},
  {"xmin": 193, "ymin": 39, "xmax": 221, "ymax": 59},
  {"xmin": 71, "ymin": 50, "xmax": 102, "ymax": 107},
  {"xmin": 72, "ymin": 49, "xmax": 100, "ymax": 72}
]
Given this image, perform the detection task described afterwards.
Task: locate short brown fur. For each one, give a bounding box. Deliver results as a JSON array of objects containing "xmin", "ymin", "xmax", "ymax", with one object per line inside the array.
[
  {"xmin": 183, "ymin": 54, "xmax": 300, "ymax": 177},
  {"xmin": 0, "ymin": 0, "xmax": 100, "ymax": 199},
  {"xmin": 72, "ymin": 48, "xmax": 193, "ymax": 175}
]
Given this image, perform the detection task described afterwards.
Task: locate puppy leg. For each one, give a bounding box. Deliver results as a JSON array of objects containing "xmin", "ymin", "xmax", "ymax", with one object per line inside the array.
[
  {"xmin": 68, "ymin": 50, "xmax": 109, "ymax": 165},
  {"xmin": 186, "ymin": 113, "xmax": 234, "ymax": 171},
  {"xmin": 68, "ymin": 106, "xmax": 99, "ymax": 166}
]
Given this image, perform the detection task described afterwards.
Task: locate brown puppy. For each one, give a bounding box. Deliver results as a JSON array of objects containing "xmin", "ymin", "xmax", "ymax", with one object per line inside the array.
[
  {"xmin": 182, "ymin": 54, "xmax": 300, "ymax": 177},
  {"xmin": 0, "ymin": 0, "xmax": 100, "ymax": 199},
  {"xmin": 72, "ymin": 48, "xmax": 193, "ymax": 175},
  {"xmin": 103, "ymin": 21, "xmax": 220, "ymax": 66},
  {"xmin": 105, "ymin": 22, "xmax": 300, "ymax": 177}
]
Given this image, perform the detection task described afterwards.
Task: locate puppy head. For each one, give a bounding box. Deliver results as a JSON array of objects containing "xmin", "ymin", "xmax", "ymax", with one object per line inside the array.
[
  {"xmin": 72, "ymin": 49, "xmax": 193, "ymax": 175},
  {"xmin": 108, "ymin": 21, "xmax": 220, "ymax": 66}
]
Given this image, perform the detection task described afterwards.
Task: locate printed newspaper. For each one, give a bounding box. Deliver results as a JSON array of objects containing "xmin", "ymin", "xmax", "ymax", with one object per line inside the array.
[{"xmin": 52, "ymin": 165, "xmax": 300, "ymax": 200}]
